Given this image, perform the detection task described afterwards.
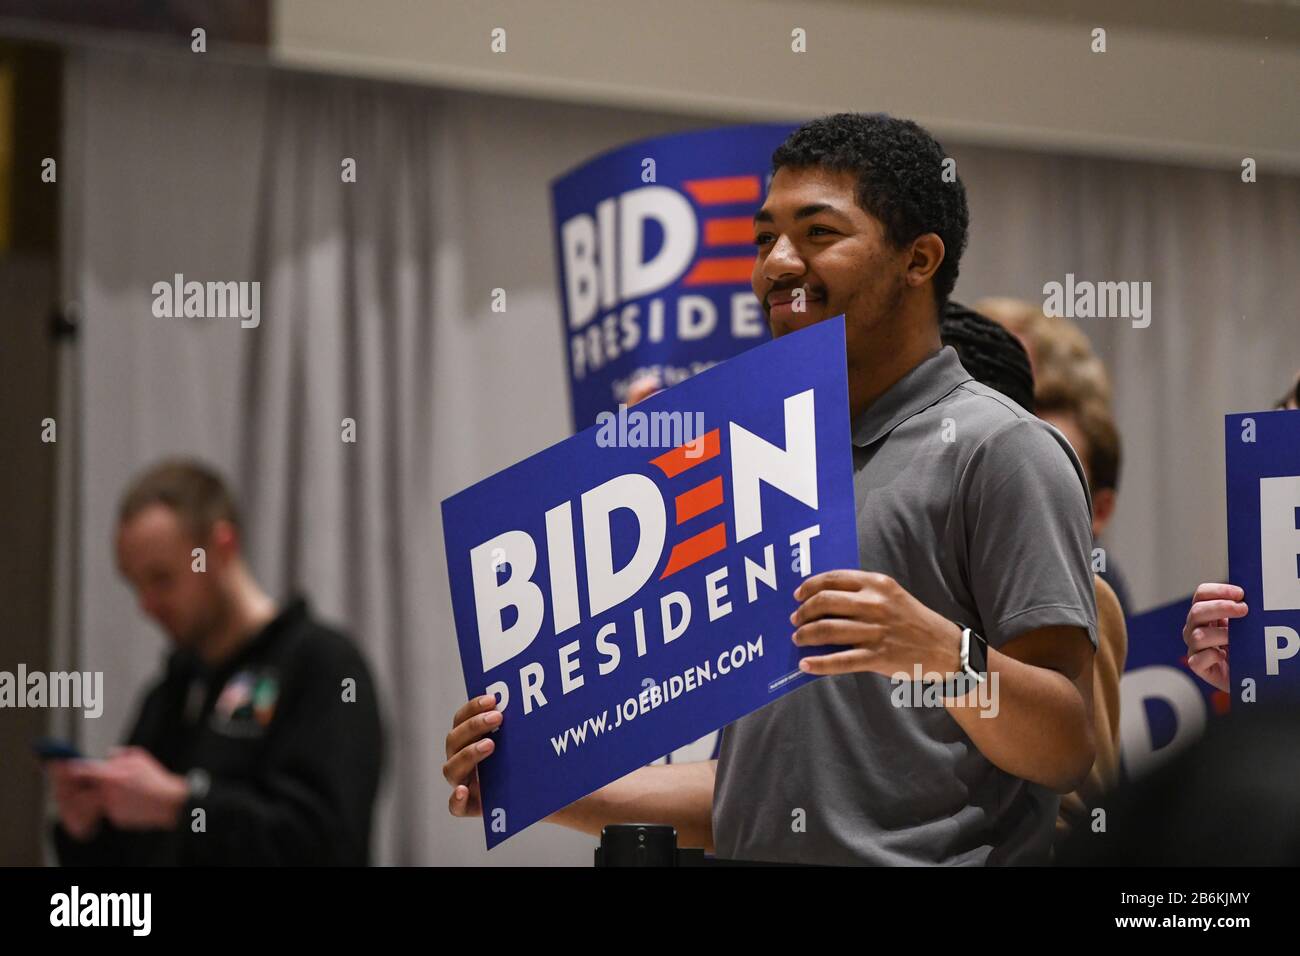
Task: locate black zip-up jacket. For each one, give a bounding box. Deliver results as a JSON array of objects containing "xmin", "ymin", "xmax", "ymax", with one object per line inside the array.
[{"xmin": 54, "ymin": 598, "xmax": 383, "ymax": 865}]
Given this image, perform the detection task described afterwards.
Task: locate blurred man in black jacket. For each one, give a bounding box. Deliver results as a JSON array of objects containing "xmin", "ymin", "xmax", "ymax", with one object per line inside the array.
[{"xmin": 46, "ymin": 459, "xmax": 383, "ymax": 865}]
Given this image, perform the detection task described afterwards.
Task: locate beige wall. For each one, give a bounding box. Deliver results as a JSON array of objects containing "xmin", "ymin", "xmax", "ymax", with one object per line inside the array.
[{"xmin": 275, "ymin": 0, "xmax": 1300, "ymax": 171}]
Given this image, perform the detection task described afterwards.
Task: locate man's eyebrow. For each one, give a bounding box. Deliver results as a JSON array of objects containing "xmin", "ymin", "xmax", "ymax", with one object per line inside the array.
[{"xmin": 752, "ymin": 203, "xmax": 850, "ymax": 224}]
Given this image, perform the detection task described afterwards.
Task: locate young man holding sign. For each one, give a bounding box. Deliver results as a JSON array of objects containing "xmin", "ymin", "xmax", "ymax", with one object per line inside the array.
[{"xmin": 445, "ymin": 114, "xmax": 1098, "ymax": 865}]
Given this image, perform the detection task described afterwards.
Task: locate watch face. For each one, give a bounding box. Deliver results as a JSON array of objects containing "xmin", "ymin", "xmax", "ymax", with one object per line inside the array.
[{"xmin": 968, "ymin": 630, "xmax": 989, "ymax": 674}]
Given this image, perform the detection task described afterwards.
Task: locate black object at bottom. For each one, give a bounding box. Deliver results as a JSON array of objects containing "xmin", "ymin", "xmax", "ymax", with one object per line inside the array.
[
  {"xmin": 593, "ymin": 823, "xmax": 809, "ymax": 866},
  {"xmin": 595, "ymin": 824, "xmax": 686, "ymax": 866}
]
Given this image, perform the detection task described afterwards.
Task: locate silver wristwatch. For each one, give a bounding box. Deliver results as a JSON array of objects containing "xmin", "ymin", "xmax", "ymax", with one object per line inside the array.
[{"xmin": 958, "ymin": 626, "xmax": 989, "ymax": 684}]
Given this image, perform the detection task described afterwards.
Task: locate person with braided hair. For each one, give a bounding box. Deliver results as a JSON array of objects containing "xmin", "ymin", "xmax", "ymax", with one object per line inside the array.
[{"xmin": 939, "ymin": 301, "xmax": 1036, "ymax": 411}]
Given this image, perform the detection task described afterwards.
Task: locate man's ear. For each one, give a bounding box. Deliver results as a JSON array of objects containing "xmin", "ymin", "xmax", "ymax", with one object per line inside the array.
[
  {"xmin": 208, "ymin": 519, "xmax": 240, "ymax": 564},
  {"xmin": 1092, "ymin": 488, "xmax": 1117, "ymax": 538},
  {"xmin": 905, "ymin": 233, "xmax": 946, "ymax": 291}
]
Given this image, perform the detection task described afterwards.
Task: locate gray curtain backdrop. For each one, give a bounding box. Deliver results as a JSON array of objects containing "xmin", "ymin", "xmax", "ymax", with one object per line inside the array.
[{"xmin": 57, "ymin": 46, "xmax": 1299, "ymax": 865}]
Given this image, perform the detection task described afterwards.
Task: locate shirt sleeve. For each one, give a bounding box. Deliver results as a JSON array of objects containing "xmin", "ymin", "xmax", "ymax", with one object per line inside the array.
[
  {"xmin": 175, "ymin": 637, "xmax": 384, "ymax": 866},
  {"xmin": 957, "ymin": 415, "xmax": 1098, "ymax": 649}
]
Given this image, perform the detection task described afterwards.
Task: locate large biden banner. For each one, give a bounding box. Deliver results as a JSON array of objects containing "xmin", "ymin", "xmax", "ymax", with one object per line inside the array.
[
  {"xmin": 442, "ymin": 317, "xmax": 859, "ymax": 848},
  {"xmin": 1226, "ymin": 409, "xmax": 1300, "ymax": 706},
  {"xmin": 551, "ymin": 123, "xmax": 797, "ymax": 430}
]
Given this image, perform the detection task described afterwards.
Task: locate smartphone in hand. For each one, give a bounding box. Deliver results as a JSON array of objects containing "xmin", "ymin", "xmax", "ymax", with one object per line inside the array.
[{"xmin": 32, "ymin": 737, "xmax": 85, "ymax": 761}]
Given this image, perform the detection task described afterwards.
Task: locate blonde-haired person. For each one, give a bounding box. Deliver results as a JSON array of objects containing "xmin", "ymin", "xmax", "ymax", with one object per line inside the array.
[
  {"xmin": 978, "ymin": 298, "xmax": 1133, "ymax": 617},
  {"xmin": 1036, "ymin": 388, "xmax": 1133, "ymax": 617},
  {"xmin": 972, "ymin": 296, "xmax": 1043, "ymax": 356},
  {"xmin": 975, "ymin": 297, "xmax": 1113, "ymax": 408}
]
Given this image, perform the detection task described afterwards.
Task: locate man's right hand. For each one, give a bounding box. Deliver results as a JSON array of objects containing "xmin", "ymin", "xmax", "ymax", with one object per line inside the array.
[
  {"xmin": 48, "ymin": 760, "xmax": 105, "ymax": 841},
  {"xmin": 1182, "ymin": 582, "xmax": 1247, "ymax": 693},
  {"xmin": 443, "ymin": 694, "xmax": 502, "ymax": 818}
]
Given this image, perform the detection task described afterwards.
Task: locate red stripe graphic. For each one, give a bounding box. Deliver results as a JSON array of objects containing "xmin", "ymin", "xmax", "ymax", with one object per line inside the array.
[
  {"xmin": 660, "ymin": 523, "xmax": 727, "ymax": 579},
  {"xmin": 682, "ymin": 257, "xmax": 753, "ymax": 286},
  {"xmin": 650, "ymin": 429, "xmax": 720, "ymax": 478},
  {"xmin": 674, "ymin": 475, "xmax": 724, "ymax": 525},
  {"xmin": 703, "ymin": 217, "xmax": 755, "ymax": 247},
  {"xmin": 683, "ymin": 176, "xmax": 760, "ymax": 205}
]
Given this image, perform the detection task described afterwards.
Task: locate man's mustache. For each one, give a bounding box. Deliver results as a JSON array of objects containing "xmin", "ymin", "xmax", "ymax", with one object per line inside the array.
[{"xmin": 764, "ymin": 285, "xmax": 827, "ymax": 310}]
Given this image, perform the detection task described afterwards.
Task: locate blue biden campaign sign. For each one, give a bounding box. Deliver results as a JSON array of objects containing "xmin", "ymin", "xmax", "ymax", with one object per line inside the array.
[
  {"xmin": 1226, "ymin": 409, "xmax": 1300, "ymax": 706},
  {"xmin": 551, "ymin": 123, "xmax": 797, "ymax": 430},
  {"xmin": 442, "ymin": 317, "xmax": 859, "ymax": 848}
]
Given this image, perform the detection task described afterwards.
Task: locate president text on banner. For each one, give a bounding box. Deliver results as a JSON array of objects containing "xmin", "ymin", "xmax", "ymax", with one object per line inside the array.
[
  {"xmin": 550, "ymin": 124, "xmax": 796, "ymax": 429},
  {"xmin": 442, "ymin": 317, "xmax": 859, "ymax": 848},
  {"xmin": 1226, "ymin": 409, "xmax": 1300, "ymax": 706}
]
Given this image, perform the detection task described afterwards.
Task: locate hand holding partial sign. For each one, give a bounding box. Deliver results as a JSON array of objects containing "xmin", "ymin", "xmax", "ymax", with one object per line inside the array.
[
  {"xmin": 1182, "ymin": 582, "xmax": 1248, "ymax": 694},
  {"xmin": 791, "ymin": 570, "xmax": 962, "ymax": 677},
  {"xmin": 444, "ymin": 694, "xmax": 502, "ymax": 818}
]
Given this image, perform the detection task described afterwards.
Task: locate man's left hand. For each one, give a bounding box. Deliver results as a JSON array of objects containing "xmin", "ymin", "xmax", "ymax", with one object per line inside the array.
[{"xmin": 792, "ymin": 570, "xmax": 963, "ymax": 678}]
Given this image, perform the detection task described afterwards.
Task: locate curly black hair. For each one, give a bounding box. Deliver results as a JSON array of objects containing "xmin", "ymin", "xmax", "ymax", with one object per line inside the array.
[{"xmin": 771, "ymin": 113, "xmax": 970, "ymax": 311}]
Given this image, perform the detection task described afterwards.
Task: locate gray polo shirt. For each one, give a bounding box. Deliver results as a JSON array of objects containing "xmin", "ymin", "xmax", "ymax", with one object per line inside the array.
[{"xmin": 712, "ymin": 345, "xmax": 1098, "ymax": 866}]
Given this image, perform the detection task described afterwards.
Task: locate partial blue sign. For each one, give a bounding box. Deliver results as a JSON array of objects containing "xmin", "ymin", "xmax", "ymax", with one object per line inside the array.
[
  {"xmin": 1226, "ymin": 409, "xmax": 1300, "ymax": 705},
  {"xmin": 442, "ymin": 317, "xmax": 859, "ymax": 848},
  {"xmin": 550, "ymin": 124, "xmax": 797, "ymax": 430}
]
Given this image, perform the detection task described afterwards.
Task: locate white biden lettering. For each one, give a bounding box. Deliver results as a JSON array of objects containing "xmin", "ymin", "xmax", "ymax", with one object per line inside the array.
[
  {"xmin": 1259, "ymin": 476, "xmax": 1300, "ymax": 676},
  {"xmin": 561, "ymin": 185, "xmax": 696, "ymax": 331},
  {"xmin": 469, "ymin": 388, "xmax": 821, "ymax": 714}
]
